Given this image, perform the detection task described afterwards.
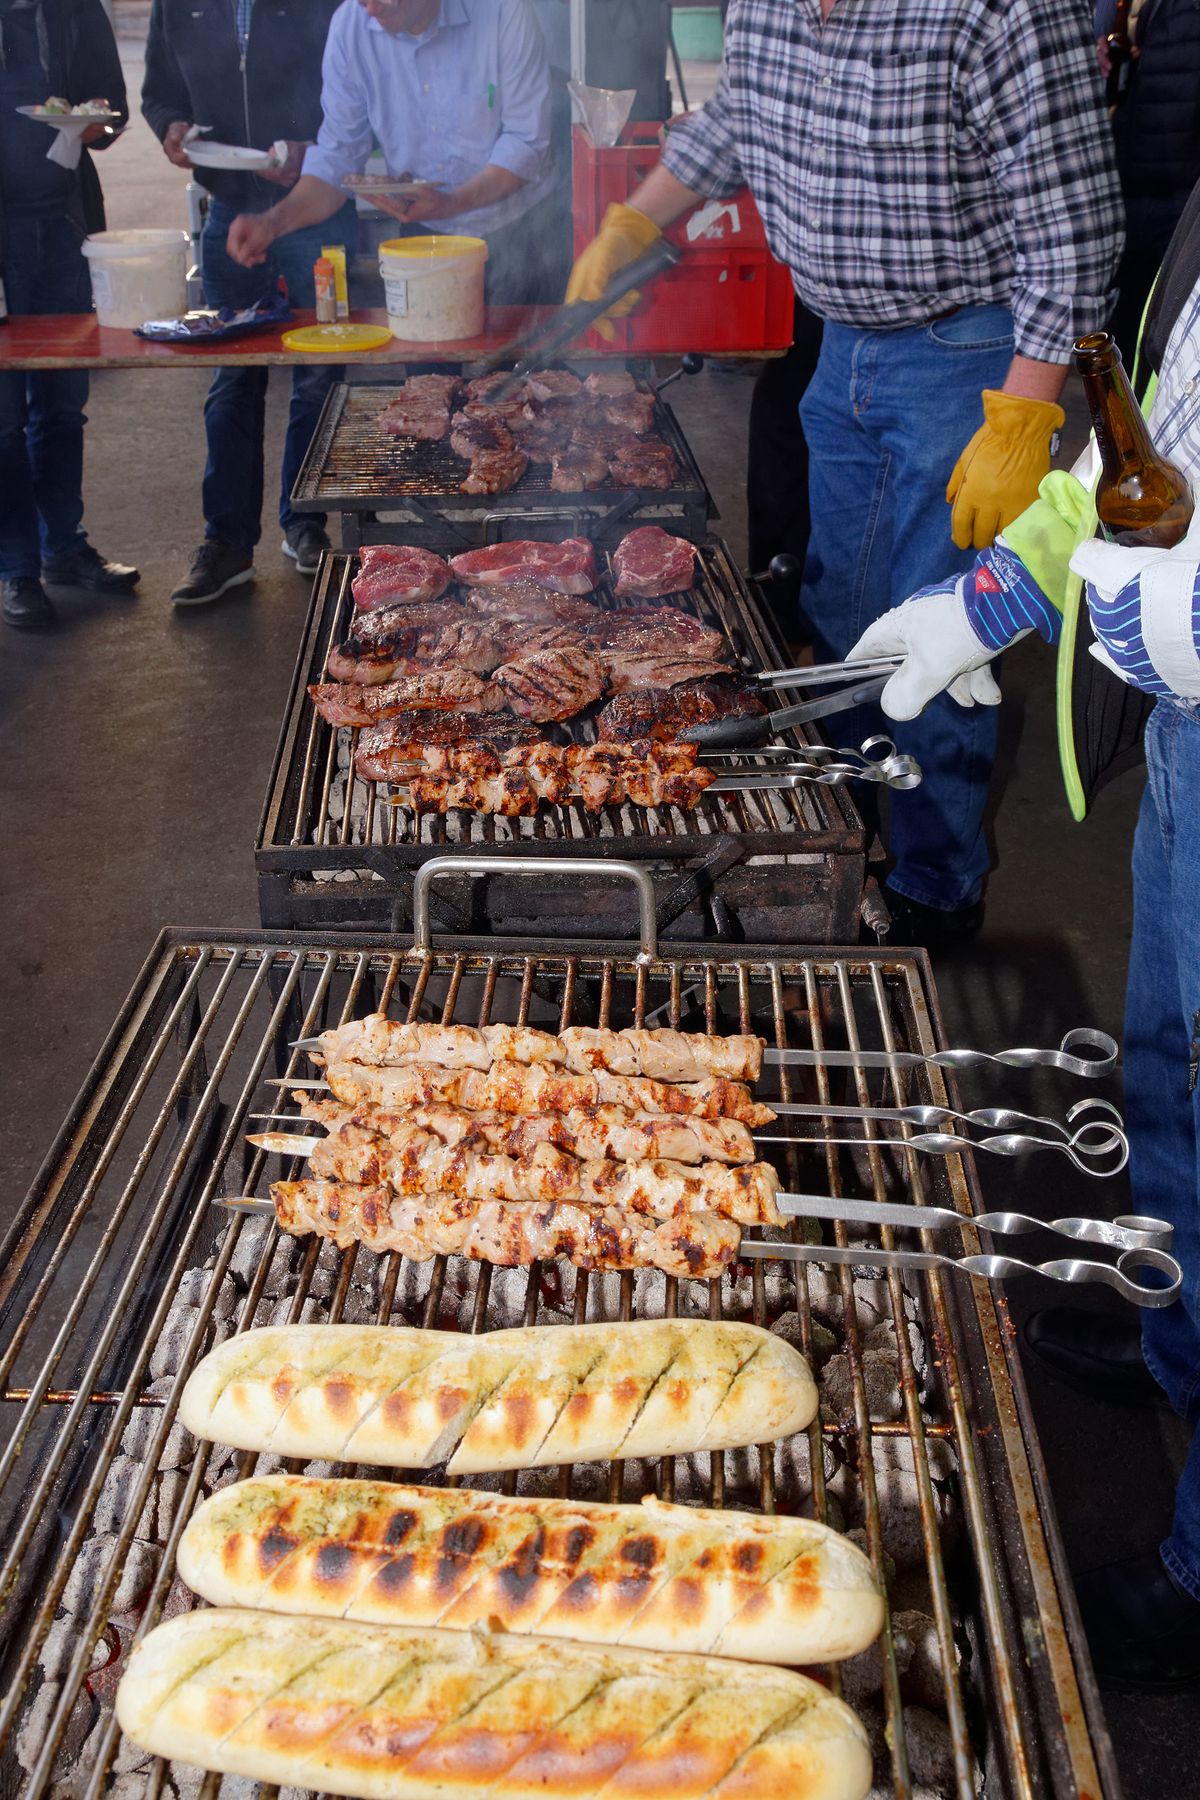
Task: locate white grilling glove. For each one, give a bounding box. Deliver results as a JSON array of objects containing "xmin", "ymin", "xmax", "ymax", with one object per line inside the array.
[
  {"xmin": 1070, "ymin": 516, "xmax": 1200, "ymax": 699},
  {"xmin": 846, "ymin": 580, "xmax": 1008, "ymax": 722}
]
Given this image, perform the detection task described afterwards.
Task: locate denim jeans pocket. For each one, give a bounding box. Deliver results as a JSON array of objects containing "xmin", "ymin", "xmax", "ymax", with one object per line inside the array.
[{"xmin": 924, "ymin": 306, "xmax": 1015, "ymax": 352}]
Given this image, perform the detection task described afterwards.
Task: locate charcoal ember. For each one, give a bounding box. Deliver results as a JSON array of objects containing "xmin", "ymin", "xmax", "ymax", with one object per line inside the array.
[
  {"xmin": 266, "ymin": 1294, "xmax": 326, "ymax": 1328},
  {"xmin": 821, "ymin": 1349, "xmax": 905, "ymax": 1428},
  {"xmin": 894, "ymin": 1609, "xmax": 949, "ymax": 1712},
  {"xmin": 714, "ymin": 1265, "xmax": 800, "ymax": 1322},
  {"xmin": 120, "ymin": 1378, "xmax": 193, "ymax": 1467},
  {"xmin": 149, "ymin": 1304, "xmax": 202, "ymax": 1381},
  {"xmin": 770, "ymin": 1308, "xmax": 838, "ymax": 1369},
  {"xmin": 227, "ymin": 1217, "xmax": 277, "ymax": 1286},
  {"xmin": 114, "ymin": 1729, "xmax": 158, "ymax": 1775},
  {"xmin": 155, "ymin": 1468, "xmax": 189, "ymax": 1543},
  {"xmin": 902, "ymin": 1705, "xmax": 964, "ymax": 1793},
  {"xmin": 846, "ymin": 1527, "xmax": 896, "ymax": 1591},
  {"xmin": 62, "ymin": 1536, "xmax": 159, "ymax": 1619},
  {"xmin": 14, "ymin": 1676, "xmax": 91, "ymax": 1778},
  {"xmin": 839, "ymin": 1628, "xmax": 915, "ymax": 1709},
  {"xmin": 803, "ymin": 1266, "xmax": 889, "ymax": 1335},
  {"xmin": 38, "ymin": 1614, "xmax": 114, "ymax": 1684},
  {"xmin": 174, "ymin": 1265, "xmax": 222, "ymax": 1311},
  {"xmin": 90, "ymin": 1455, "xmax": 145, "ymax": 1537},
  {"xmin": 863, "ymin": 1314, "xmax": 928, "ymax": 1383},
  {"xmin": 854, "ymin": 1437, "xmax": 959, "ymax": 1572}
]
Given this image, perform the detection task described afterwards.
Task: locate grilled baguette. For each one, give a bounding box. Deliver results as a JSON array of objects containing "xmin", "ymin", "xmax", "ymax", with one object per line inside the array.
[
  {"xmin": 116, "ymin": 1609, "xmax": 873, "ymax": 1800},
  {"xmin": 178, "ymin": 1474, "xmax": 884, "ymax": 1663},
  {"xmin": 176, "ymin": 1319, "xmax": 817, "ymax": 1473}
]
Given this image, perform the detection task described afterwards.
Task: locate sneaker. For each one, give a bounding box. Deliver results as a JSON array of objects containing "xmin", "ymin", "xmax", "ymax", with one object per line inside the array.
[
  {"xmin": 281, "ymin": 523, "xmax": 330, "ymax": 576},
  {"xmin": 42, "ymin": 542, "xmax": 139, "ymax": 594},
  {"xmin": 171, "ymin": 541, "xmax": 255, "ymax": 607},
  {"xmin": 2, "ymin": 576, "xmax": 55, "ymax": 629}
]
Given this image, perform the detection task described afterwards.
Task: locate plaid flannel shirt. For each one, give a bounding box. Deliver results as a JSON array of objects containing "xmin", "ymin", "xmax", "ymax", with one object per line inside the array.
[{"xmin": 662, "ymin": 0, "xmax": 1124, "ymax": 362}]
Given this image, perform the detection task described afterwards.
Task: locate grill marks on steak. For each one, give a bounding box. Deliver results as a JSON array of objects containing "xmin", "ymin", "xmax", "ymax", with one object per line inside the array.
[
  {"xmin": 492, "ymin": 646, "xmax": 605, "ymax": 722},
  {"xmin": 609, "ymin": 441, "xmax": 680, "ymax": 490},
  {"xmin": 603, "ymin": 651, "xmax": 733, "ymax": 694},
  {"xmin": 448, "ymin": 412, "xmax": 514, "ymax": 461},
  {"xmin": 551, "ymin": 448, "xmax": 609, "ymax": 492},
  {"xmin": 309, "ymin": 669, "xmax": 506, "ymax": 727},
  {"xmin": 449, "ymin": 538, "xmax": 598, "ymax": 595},
  {"xmin": 598, "ymin": 679, "xmax": 769, "ymax": 743},
  {"xmin": 611, "ymin": 526, "xmax": 698, "ymax": 598},
  {"xmin": 602, "ymin": 392, "xmax": 657, "ymax": 436},
  {"xmin": 461, "ymin": 443, "xmax": 529, "ymax": 495},
  {"xmin": 356, "ymin": 713, "xmax": 542, "ymax": 781},
  {"xmin": 526, "ymin": 368, "xmax": 583, "ymax": 402},
  {"xmin": 351, "ymin": 546, "xmax": 453, "ymax": 611}
]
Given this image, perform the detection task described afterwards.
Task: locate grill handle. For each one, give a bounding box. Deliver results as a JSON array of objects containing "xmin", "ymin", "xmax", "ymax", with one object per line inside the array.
[{"xmin": 411, "ymin": 855, "xmax": 659, "ymax": 964}]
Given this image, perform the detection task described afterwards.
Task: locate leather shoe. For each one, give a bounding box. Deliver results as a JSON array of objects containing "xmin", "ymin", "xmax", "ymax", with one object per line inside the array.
[
  {"xmin": 882, "ymin": 885, "xmax": 984, "ymax": 949},
  {"xmin": 2, "ymin": 576, "xmax": 55, "ymax": 629},
  {"xmin": 1023, "ymin": 1307, "xmax": 1168, "ymax": 1407},
  {"xmin": 1073, "ymin": 1549, "xmax": 1200, "ymax": 1691},
  {"xmin": 42, "ymin": 542, "xmax": 139, "ymax": 593}
]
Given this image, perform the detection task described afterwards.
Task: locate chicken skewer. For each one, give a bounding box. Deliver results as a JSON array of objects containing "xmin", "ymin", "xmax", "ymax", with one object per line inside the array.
[{"xmin": 246, "ymin": 1120, "xmax": 782, "ymax": 1226}]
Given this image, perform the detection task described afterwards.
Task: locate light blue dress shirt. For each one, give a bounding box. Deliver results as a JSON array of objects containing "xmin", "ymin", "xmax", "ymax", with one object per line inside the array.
[{"xmin": 303, "ymin": 0, "xmax": 555, "ymax": 238}]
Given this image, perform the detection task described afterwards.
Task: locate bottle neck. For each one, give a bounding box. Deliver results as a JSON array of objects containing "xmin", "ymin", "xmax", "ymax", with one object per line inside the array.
[{"xmin": 1079, "ymin": 364, "xmax": 1158, "ymax": 478}]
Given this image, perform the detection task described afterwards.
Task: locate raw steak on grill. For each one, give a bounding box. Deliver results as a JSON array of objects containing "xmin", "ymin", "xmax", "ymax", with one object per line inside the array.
[
  {"xmin": 611, "ymin": 527, "xmax": 699, "ymax": 598},
  {"xmin": 609, "ymin": 441, "xmax": 680, "ymax": 489},
  {"xmin": 351, "ymin": 546, "xmax": 453, "ymax": 611},
  {"xmin": 356, "ymin": 713, "xmax": 542, "ymax": 781},
  {"xmin": 492, "ymin": 646, "xmax": 605, "ymax": 722},
  {"xmin": 449, "ymin": 538, "xmax": 598, "ymax": 594},
  {"xmin": 526, "ymin": 368, "xmax": 583, "ymax": 402},
  {"xmin": 598, "ymin": 679, "xmax": 769, "ymax": 743},
  {"xmin": 585, "ymin": 370, "xmax": 636, "ymax": 397},
  {"xmin": 378, "ymin": 394, "xmax": 450, "ymax": 441},
  {"xmin": 461, "ymin": 443, "xmax": 529, "ymax": 494},
  {"xmin": 551, "ymin": 448, "xmax": 608, "ymax": 491},
  {"xmin": 603, "ymin": 391, "xmax": 656, "ymax": 435},
  {"xmin": 587, "ymin": 605, "xmax": 726, "ymax": 661},
  {"xmin": 603, "ymin": 650, "xmax": 734, "ymax": 694}
]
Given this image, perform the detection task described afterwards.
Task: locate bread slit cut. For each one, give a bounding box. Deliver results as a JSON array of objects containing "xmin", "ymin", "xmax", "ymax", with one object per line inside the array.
[{"xmin": 446, "ymin": 1347, "xmax": 606, "ymax": 1476}]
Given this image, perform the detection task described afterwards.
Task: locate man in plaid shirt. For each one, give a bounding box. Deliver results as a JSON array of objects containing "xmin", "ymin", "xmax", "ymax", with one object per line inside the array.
[{"xmin": 569, "ymin": 0, "xmax": 1124, "ymax": 943}]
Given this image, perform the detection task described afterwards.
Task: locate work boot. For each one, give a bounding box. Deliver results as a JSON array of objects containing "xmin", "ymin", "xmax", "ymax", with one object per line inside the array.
[
  {"xmin": 1023, "ymin": 1307, "xmax": 1168, "ymax": 1407},
  {"xmin": 171, "ymin": 541, "xmax": 255, "ymax": 606},
  {"xmin": 2, "ymin": 577, "xmax": 55, "ymax": 629},
  {"xmin": 42, "ymin": 542, "xmax": 139, "ymax": 593},
  {"xmin": 1073, "ymin": 1549, "xmax": 1200, "ymax": 1692},
  {"xmin": 281, "ymin": 522, "xmax": 331, "ymax": 576},
  {"xmin": 881, "ymin": 885, "xmax": 985, "ymax": 950}
]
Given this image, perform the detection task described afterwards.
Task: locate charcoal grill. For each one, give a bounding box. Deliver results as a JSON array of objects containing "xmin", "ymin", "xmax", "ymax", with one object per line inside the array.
[
  {"xmin": 289, "ymin": 381, "xmax": 714, "ymax": 549},
  {"xmin": 0, "ymin": 924, "xmax": 1119, "ymax": 1798},
  {"xmin": 255, "ymin": 540, "xmax": 868, "ymax": 941}
]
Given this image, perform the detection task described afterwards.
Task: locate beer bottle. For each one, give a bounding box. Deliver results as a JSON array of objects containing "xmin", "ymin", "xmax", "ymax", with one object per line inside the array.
[
  {"xmin": 1072, "ymin": 332, "xmax": 1194, "ymax": 548},
  {"xmin": 1104, "ymin": 0, "xmax": 1133, "ymax": 106}
]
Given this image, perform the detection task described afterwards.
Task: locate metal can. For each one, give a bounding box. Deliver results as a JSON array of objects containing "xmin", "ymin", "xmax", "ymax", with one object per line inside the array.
[{"xmin": 313, "ymin": 256, "xmax": 337, "ymax": 325}]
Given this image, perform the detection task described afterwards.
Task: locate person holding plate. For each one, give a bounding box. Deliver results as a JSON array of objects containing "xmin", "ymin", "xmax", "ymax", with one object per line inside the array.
[
  {"xmin": 142, "ymin": 0, "xmax": 355, "ymax": 605},
  {"xmin": 224, "ymin": 0, "xmax": 559, "ymax": 307}
]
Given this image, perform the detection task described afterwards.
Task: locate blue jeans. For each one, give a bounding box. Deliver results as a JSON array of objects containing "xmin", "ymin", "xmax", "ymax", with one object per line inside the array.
[
  {"xmin": 1125, "ymin": 700, "xmax": 1200, "ymax": 1601},
  {"xmin": 800, "ymin": 305, "xmax": 1015, "ymax": 909},
  {"xmin": 0, "ymin": 213, "xmax": 92, "ymax": 579},
  {"xmin": 199, "ymin": 200, "xmax": 356, "ymax": 549}
]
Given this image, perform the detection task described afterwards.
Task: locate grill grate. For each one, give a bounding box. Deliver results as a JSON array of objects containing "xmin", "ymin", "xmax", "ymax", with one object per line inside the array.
[
  {"xmin": 256, "ymin": 543, "xmax": 868, "ymax": 941},
  {"xmin": 0, "ymin": 929, "xmax": 1117, "ymax": 1799},
  {"xmin": 288, "ymin": 383, "xmax": 714, "ymax": 548}
]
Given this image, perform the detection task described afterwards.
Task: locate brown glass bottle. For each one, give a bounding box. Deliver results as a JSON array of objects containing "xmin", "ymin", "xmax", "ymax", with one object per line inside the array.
[
  {"xmin": 1104, "ymin": 0, "xmax": 1133, "ymax": 105},
  {"xmin": 1073, "ymin": 332, "xmax": 1194, "ymax": 547}
]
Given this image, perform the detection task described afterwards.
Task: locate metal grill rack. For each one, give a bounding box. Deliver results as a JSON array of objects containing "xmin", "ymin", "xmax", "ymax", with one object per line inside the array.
[
  {"xmin": 256, "ymin": 542, "xmax": 868, "ymax": 941},
  {"xmin": 0, "ymin": 927, "xmax": 1118, "ymax": 1800},
  {"xmin": 289, "ymin": 383, "xmax": 714, "ymax": 549}
]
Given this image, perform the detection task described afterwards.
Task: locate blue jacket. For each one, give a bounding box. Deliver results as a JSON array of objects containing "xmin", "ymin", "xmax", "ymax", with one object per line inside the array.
[{"xmin": 0, "ymin": 0, "xmax": 128, "ymax": 232}]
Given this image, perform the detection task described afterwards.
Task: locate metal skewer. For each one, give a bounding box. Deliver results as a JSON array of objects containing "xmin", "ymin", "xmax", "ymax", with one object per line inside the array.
[{"xmin": 762, "ymin": 1027, "xmax": 1119, "ymax": 1078}]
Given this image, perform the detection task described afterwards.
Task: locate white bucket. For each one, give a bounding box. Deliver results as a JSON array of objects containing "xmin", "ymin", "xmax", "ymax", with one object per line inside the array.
[
  {"xmin": 82, "ymin": 229, "xmax": 189, "ymax": 329},
  {"xmin": 379, "ymin": 235, "xmax": 487, "ymax": 342}
]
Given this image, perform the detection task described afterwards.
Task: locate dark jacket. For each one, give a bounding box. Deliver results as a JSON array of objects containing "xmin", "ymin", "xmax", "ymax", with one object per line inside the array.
[
  {"xmin": 141, "ymin": 0, "xmax": 341, "ymax": 212},
  {"xmin": 0, "ymin": 0, "xmax": 128, "ymax": 232},
  {"xmin": 1112, "ymin": 0, "xmax": 1200, "ymax": 198}
]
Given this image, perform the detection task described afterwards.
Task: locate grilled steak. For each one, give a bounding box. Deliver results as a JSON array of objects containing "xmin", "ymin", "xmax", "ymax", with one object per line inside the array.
[
  {"xmin": 603, "ymin": 391, "xmax": 657, "ymax": 435},
  {"xmin": 309, "ymin": 669, "xmax": 506, "ymax": 729},
  {"xmin": 551, "ymin": 448, "xmax": 608, "ymax": 492},
  {"xmin": 378, "ymin": 395, "xmax": 449, "ymax": 441},
  {"xmin": 449, "ymin": 413, "xmax": 515, "ymax": 460},
  {"xmin": 449, "ymin": 538, "xmax": 599, "ymax": 594},
  {"xmin": 585, "ymin": 370, "xmax": 637, "ymax": 397},
  {"xmin": 611, "ymin": 527, "xmax": 698, "ymax": 599},
  {"xmin": 492, "ymin": 646, "xmax": 605, "ymax": 721},
  {"xmin": 356, "ymin": 713, "xmax": 542, "ymax": 780},
  {"xmin": 501, "ymin": 619, "xmax": 585, "ymax": 655},
  {"xmin": 587, "ymin": 605, "xmax": 726, "ymax": 662},
  {"xmin": 401, "ymin": 373, "xmax": 463, "ymax": 407},
  {"xmin": 351, "ymin": 546, "xmax": 453, "ymax": 611},
  {"xmin": 569, "ymin": 416, "xmax": 640, "ymax": 457},
  {"xmin": 609, "ymin": 441, "xmax": 680, "ymax": 489},
  {"xmin": 342, "ymin": 600, "xmax": 464, "ymax": 657},
  {"xmin": 464, "ymin": 370, "xmax": 527, "ymax": 405},
  {"xmin": 471, "ymin": 585, "xmax": 599, "ymax": 625},
  {"xmin": 526, "ymin": 368, "xmax": 583, "ymax": 402},
  {"xmin": 461, "ymin": 443, "xmax": 529, "ymax": 494},
  {"xmin": 509, "ymin": 414, "xmax": 569, "ymax": 462},
  {"xmin": 333, "ymin": 620, "xmax": 503, "ymax": 679},
  {"xmin": 598, "ymin": 678, "xmax": 769, "ymax": 742},
  {"xmin": 603, "ymin": 651, "xmax": 732, "ymax": 693}
]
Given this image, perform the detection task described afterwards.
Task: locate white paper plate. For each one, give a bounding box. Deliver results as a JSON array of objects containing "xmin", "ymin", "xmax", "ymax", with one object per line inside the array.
[
  {"xmin": 343, "ymin": 175, "xmax": 444, "ymax": 197},
  {"xmin": 17, "ymin": 105, "xmax": 121, "ymax": 128},
  {"xmin": 186, "ymin": 140, "xmax": 278, "ymax": 171}
]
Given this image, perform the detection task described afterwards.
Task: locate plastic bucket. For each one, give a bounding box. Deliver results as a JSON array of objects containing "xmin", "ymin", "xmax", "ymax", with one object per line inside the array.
[
  {"xmin": 82, "ymin": 229, "xmax": 189, "ymax": 329},
  {"xmin": 379, "ymin": 235, "xmax": 488, "ymax": 342}
]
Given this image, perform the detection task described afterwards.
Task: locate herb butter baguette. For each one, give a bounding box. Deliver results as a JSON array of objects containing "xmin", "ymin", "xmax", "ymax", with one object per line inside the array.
[
  {"xmin": 178, "ymin": 1474, "xmax": 883, "ymax": 1664},
  {"xmin": 116, "ymin": 1609, "xmax": 873, "ymax": 1800},
  {"xmin": 176, "ymin": 1319, "xmax": 817, "ymax": 1473}
]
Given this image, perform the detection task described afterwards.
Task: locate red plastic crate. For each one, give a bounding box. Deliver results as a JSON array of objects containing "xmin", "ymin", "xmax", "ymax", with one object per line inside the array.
[{"xmin": 571, "ymin": 123, "xmax": 795, "ymax": 355}]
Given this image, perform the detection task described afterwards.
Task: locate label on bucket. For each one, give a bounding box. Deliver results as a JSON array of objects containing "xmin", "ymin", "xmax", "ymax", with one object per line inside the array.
[
  {"xmin": 384, "ymin": 276, "xmax": 409, "ymax": 318},
  {"xmin": 89, "ymin": 267, "xmax": 113, "ymax": 311}
]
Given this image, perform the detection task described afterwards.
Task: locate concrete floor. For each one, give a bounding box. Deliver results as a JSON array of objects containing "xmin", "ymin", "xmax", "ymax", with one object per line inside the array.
[{"xmin": 2, "ymin": 24, "xmax": 1198, "ymax": 1799}]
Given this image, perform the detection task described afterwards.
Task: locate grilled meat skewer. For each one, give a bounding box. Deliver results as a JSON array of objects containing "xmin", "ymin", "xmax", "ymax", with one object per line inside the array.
[
  {"xmin": 398, "ymin": 761, "xmax": 715, "ymax": 814},
  {"xmin": 308, "ymin": 1015, "xmax": 765, "ymax": 1084},
  {"xmin": 272, "ymin": 1180, "xmax": 741, "ymax": 1279}
]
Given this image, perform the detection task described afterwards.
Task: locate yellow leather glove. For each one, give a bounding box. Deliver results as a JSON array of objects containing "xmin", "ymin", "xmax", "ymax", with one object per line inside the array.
[
  {"xmin": 946, "ymin": 389, "xmax": 1066, "ymax": 552},
  {"xmin": 564, "ymin": 202, "xmax": 662, "ymax": 342}
]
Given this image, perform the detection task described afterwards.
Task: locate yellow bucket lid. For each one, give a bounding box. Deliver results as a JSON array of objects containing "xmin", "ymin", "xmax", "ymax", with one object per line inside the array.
[
  {"xmin": 379, "ymin": 235, "xmax": 488, "ymax": 261},
  {"xmin": 283, "ymin": 323, "xmax": 393, "ymax": 353}
]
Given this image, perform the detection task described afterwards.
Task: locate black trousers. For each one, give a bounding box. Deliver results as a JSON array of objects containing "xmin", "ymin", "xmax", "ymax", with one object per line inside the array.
[{"xmin": 746, "ymin": 298, "xmax": 823, "ymax": 641}]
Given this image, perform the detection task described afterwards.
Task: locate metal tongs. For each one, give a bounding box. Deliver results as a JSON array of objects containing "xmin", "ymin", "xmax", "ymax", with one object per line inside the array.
[{"xmin": 681, "ymin": 657, "xmax": 904, "ymax": 749}]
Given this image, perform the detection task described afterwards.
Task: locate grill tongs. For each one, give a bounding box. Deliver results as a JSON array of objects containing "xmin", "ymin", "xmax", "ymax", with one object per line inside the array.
[{"xmin": 682, "ymin": 656, "xmax": 905, "ymax": 748}]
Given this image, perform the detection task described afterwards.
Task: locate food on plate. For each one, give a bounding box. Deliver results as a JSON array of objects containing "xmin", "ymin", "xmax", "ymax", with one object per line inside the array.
[
  {"xmin": 610, "ymin": 439, "xmax": 681, "ymax": 489},
  {"xmin": 598, "ymin": 677, "xmax": 769, "ymax": 743},
  {"xmin": 355, "ymin": 714, "xmax": 541, "ymax": 779},
  {"xmin": 315, "ymin": 1058, "xmax": 776, "ymax": 1125},
  {"xmin": 449, "ymin": 537, "xmax": 598, "ymax": 594},
  {"xmin": 307, "ymin": 669, "xmax": 505, "ymax": 728},
  {"xmin": 273, "ymin": 1180, "xmax": 743, "ymax": 1278},
  {"xmin": 350, "ymin": 545, "xmax": 452, "ymax": 610},
  {"xmin": 311, "ymin": 1015, "xmax": 766, "ymax": 1082},
  {"xmin": 295, "ymin": 1094, "xmax": 758, "ymax": 1165},
  {"xmin": 179, "ymin": 1474, "xmax": 884, "ymax": 1663},
  {"xmin": 116, "ymin": 1610, "xmax": 873, "ymax": 1800},
  {"xmin": 612, "ymin": 524, "xmax": 699, "ymax": 598},
  {"xmin": 491, "ymin": 645, "xmax": 605, "ymax": 722},
  {"xmin": 177, "ymin": 1318, "xmax": 816, "ymax": 1469}
]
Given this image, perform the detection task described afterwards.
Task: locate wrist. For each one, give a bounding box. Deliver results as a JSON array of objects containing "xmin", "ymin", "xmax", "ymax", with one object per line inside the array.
[{"xmin": 964, "ymin": 542, "xmax": 1060, "ymax": 650}]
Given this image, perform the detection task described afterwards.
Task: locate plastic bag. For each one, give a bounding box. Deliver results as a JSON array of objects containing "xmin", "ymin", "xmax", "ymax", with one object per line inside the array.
[
  {"xmin": 135, "ymin": 293, "xmax": 292, "ymax": 343},
  {"xmin": 568, "ymin": 80, "xmax": 637, "ymax": 149}
]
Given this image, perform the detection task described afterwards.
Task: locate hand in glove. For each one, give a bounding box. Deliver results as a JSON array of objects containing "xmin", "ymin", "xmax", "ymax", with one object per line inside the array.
[
  {"xmin": 947, "ymin": 390, "xmax": 1065, "ymax": 552},
  {"xmin": 564, "ymin": 203, "xmax": 662, "ymax": 342},
  {"xmin": 1071, "ymin": 517, "xmax": 1200, "ymax": 699},
  {"xmin": 847, "ymin": 541, "xmax": 1062, "ymax": 720}
]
